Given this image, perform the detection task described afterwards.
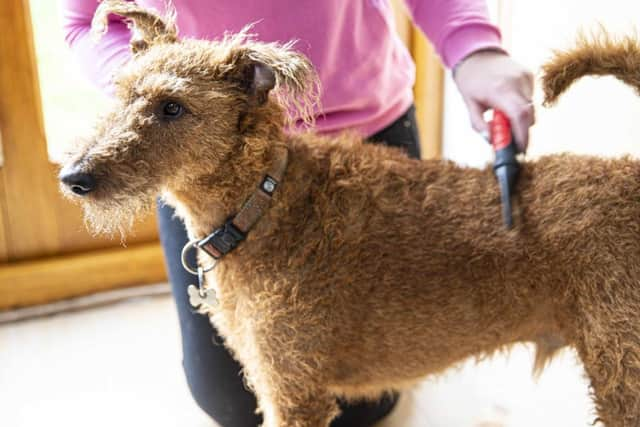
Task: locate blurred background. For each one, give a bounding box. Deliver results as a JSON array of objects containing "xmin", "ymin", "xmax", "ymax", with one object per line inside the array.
[{"xmin": 2, "ymin": 0, "xmax": 640, "ymax": 426}]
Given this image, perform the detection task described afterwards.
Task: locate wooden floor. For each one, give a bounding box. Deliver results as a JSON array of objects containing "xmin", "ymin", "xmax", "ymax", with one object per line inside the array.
[{"xmin": 0, "ymin": 292, "xmax": 595, "ymax": 427}]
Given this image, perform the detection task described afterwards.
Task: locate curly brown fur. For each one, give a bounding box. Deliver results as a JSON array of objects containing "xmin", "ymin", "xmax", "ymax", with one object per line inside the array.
[
  {"xmin": 61, "ymin": 6, "xmax": 640, "ymax": 426},
  {"xmin": 542, "ymin": 29, "xmax": 640, "ymax": 106}
]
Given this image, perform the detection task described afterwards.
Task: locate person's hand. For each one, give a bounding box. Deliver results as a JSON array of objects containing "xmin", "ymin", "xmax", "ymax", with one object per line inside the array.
[{"xmin": 453, "ymin": 50, "xmax": 535, "ymax": 152}]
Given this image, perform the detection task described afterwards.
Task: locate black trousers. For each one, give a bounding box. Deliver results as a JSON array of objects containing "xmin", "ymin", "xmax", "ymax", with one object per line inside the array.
[{"xmin": 157, "ymin": 106, "xmax": 421, "ymax": 427}]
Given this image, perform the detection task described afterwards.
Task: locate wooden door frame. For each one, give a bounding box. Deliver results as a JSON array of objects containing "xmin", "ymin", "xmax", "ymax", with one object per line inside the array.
[
  {"xmin": 412, "ymin": 30, "xmax": 444, "ymax": 160},
  {"xmin": 391, "ymin": 0, "xmax": 444, "ymax": 159}
]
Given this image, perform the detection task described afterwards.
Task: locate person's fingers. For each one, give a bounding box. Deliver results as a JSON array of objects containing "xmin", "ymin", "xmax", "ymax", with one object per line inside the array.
[
  {"xmin": 464, "ymin": 98, "xmax": 489, "ymax": 135},
  {"xmin": 488, "ymin": 94, "xmax": 535, "ymax": 152},
  {"xmin": 520, "ymin": 70, "xmax": 535, "ymax": 98},
  {"xmin": 513, "ymin": 71, "xmax": 536, "ymax": 150},
  {"xmin": 511, "ymin": 101, "xmax": 535, "ymax": 152}
]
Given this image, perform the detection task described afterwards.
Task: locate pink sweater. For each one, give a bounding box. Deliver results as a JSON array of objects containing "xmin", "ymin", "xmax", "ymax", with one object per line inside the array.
[{"xmin": 60, "ymin": 0, "xmax": 501, "ymax": 136}]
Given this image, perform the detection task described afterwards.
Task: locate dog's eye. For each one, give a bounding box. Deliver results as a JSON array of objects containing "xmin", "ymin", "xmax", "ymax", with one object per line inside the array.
[{"xmin": 160, "ymin": 101, "xmax": 184, "ymax": 120}]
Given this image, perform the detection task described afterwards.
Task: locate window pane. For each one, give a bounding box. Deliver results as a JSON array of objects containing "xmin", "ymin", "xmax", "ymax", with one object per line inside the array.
[{"xmin": 29, "ymin": 0, "xmax": 110, "ymax": 162}]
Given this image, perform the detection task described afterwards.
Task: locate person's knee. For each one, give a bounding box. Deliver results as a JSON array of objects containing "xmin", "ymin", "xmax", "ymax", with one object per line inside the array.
[{"xmin": 182, "ymin": 353, "xmax": 262, "ymax": 427}]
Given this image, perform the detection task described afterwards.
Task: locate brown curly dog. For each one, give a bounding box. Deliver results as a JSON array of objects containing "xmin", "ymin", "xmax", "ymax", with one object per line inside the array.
[{"xmin": 58, "ymin": 2, "xmax": 640, "ymax": 426}]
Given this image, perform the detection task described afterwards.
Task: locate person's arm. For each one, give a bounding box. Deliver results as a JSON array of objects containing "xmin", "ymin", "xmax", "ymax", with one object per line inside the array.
[
  {"xmin": 60, "ymin": 0, "xmax": 133, "ymax": 92},
  {"xmin": 403, "ymin": 0, "xmax": 502, "ymax": 69},
  {"xmin": 404, "ymin": 0, "xmax": 534, "ymax": 151}
]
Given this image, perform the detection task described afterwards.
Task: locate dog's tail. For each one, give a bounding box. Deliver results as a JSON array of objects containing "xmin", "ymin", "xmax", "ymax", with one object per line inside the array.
[{"xmin": 542, "ymin": 30, "xmax": 640, "ymax": 106}]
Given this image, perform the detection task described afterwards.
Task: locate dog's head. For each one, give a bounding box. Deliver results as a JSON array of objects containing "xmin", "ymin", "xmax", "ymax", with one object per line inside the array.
[{"xmin": 59, "ymin": 0, "xmax": 319, "ymax": 235}]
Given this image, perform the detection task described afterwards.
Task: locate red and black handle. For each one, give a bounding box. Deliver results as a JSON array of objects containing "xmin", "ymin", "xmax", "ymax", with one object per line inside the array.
[{"xmin": 489, "ymin": 110, "xmax": 520, "ymax": 228}]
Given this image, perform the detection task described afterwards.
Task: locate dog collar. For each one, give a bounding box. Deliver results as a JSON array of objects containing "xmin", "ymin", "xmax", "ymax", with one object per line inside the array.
[{"xmin": 181, "ymin": 145, "xmax": 288, "ymax": 274}]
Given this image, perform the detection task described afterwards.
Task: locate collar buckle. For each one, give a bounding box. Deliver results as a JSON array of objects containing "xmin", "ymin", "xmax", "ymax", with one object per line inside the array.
[{"xmin": 198, "ymin": 218, "xmax": 246, "ymax": 259}]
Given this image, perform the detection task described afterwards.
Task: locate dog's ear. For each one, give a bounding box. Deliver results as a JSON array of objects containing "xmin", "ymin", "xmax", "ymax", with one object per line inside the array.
[
  {"xmin": 219, "ymin": 30, "xmax": 321, "ymax": 126},
  {"xmin": 91, "ymin": 0, "xmax": 178, "ymax": 54},
  {"xmin": 236, "ymin": 60, "xmax": 277, "ymax": 106}
]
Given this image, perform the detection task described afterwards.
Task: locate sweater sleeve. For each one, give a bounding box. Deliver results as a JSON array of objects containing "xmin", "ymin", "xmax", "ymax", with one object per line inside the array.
[
  {"xmin": 59, "ymin": 0, "xmax": 133, "ymax": 92},
  {"xmin": 403, "ymin": 0, "xmax": 503, "ymax": 69}
]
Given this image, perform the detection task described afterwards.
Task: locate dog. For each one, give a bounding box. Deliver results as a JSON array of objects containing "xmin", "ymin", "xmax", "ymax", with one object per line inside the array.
[{"xmin": 59, "ymin": 2, "xmax": 640, "ymax": 426}]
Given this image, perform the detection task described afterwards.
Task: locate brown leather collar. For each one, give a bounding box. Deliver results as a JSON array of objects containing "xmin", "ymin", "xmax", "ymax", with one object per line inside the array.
[{"xmin": 196, "ymin": 146, "xmax": 288, "ymax": 260}]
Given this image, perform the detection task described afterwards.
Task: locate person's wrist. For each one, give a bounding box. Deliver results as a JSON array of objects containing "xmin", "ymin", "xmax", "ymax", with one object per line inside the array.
[{"xmin": 452, "ymin": 47, "xmax": 508, "ymax": 79}]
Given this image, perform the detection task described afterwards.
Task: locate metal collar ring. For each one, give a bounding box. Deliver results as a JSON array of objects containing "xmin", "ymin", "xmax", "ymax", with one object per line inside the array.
[{"xmin": 181, "ymin": 239, "xmax": 218, "ymax": 275}]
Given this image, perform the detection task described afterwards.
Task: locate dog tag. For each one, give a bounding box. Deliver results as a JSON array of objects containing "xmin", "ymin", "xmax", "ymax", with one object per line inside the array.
[
  {"xmin": 187, "ymin": 267, "xmax": 218, "ymax": 311},
  {"xmin": 187, "ymin": 284, "xmax": 219, "ymax": 311}
]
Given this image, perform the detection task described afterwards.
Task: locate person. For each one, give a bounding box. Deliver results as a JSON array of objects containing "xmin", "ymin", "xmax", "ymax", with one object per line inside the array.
[{"xmin": 60, "ymin": 1, "xmax": 534, "ymax": 426}]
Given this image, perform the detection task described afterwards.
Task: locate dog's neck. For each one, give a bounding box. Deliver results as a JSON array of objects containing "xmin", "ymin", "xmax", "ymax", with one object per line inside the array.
[{"xmin": 164, "ymin": 124, "xmax": 288, "ymax": 240}]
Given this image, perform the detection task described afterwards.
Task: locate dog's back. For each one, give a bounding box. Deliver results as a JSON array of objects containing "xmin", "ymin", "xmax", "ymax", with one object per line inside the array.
[{"xmin": 215, "ymin": 127, "xmax": 640, "ymax": 403}]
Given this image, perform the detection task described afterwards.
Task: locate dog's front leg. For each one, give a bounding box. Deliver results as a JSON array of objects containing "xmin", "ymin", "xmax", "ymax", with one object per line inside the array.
[
  {"xmin": 248, "ymin": 369, "xmax": 339, "ymax": 427},
  {"xmin": 261, "ymin": 390, "xmax": 339, "ymax": 427}
]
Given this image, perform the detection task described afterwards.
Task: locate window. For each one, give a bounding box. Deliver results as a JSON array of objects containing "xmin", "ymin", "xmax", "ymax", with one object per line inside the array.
[{"xmin": 29, "ymin": 0, "xmax": 110, "ymax": 162}]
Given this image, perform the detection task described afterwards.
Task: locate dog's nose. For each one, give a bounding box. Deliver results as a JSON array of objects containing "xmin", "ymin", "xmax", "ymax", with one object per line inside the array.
[{"xmin": 59, "ymin": 170, "xmax": 97, "ymax": 196}]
